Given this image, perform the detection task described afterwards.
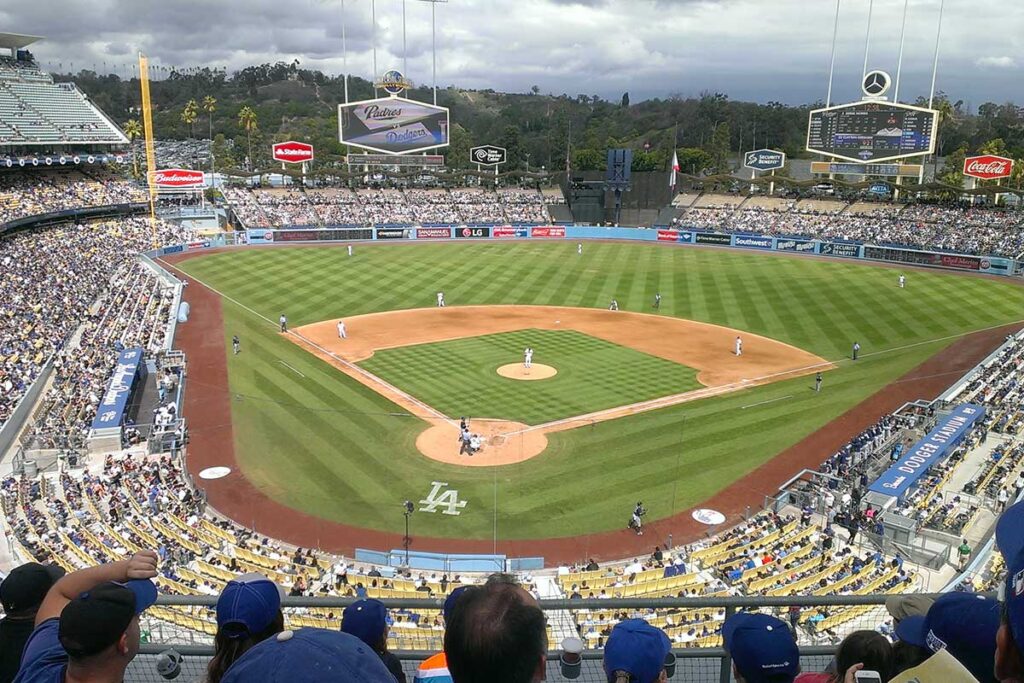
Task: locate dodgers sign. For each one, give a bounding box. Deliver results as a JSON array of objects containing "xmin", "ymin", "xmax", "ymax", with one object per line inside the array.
[
  {"xmin": 743, "ymin": 149, "xmax": 786, "ymax": 172},
  {"xmin": 868, "ymin": 404, "xmax": 985, "ymax": 500},
  {"xmin": 91, "ymin": 348, "xmax": 144, "ymax": 431}
]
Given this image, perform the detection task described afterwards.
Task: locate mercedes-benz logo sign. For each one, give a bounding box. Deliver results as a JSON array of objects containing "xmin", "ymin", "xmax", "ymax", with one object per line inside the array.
[{"xmin": 862, "ymin": 70, "xmax": 891, "ymax": 97}]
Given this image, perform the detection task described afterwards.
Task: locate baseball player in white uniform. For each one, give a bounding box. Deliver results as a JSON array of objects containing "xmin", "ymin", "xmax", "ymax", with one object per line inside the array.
[
  {"xmin": 735, "ymin": 336, "xmax": 743, "ymax": 356},
  {"xmin": 437, "ymin": 291, "xmax": 446, "ymax": 307},
  {"xmin": 337, "ymin": 320, "xmax": 347, "ymax": 339},
  {"xmin": 347, "ymin": 244, "xmax": 353, "ymax": 257},
  {"xmin": 524, "ymin": 347, "xmax": 533, "ymax": 369},
  {"xmin": 577, "ymin": 243, "xmax": 583, "ymax": 255},
  {"xmin": 898, "ymin": 274, "xmax": 906, "ymax": 288},
  {"xmin": 609, "ymin": 299, "xmax": 619, "ymax": 311}
]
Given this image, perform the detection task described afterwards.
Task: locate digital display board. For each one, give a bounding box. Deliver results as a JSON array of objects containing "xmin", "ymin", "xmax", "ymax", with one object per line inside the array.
[
  {"xmin": 339, "ymin": 96, "xmax": 449, "ymax": 155},
  {"xmin": 806, "ymin": 101, "xmax": 937, "ymax": 164}
]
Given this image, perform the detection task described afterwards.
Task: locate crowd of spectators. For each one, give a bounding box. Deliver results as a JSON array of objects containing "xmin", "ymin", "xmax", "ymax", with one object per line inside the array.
[
  {"xmin": 222, "ymin": 185, "xmax": 555, "ymax": 229},
  {"xmin": 0, "ymin": 171, "xmax": 147, "ymax": 225},
  {"xmin": 0, "ymin": 217, "xmax": 193, "ymax": 436},
  {"xmin": 674, "ymin": 198, "xmax": 1024, "ymax": 257}
]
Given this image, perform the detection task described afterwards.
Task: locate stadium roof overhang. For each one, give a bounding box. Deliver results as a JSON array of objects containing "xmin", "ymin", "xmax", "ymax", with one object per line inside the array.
[{"xmin": 0, "ymin": 33, "xmax": 43, "ymax": 52}]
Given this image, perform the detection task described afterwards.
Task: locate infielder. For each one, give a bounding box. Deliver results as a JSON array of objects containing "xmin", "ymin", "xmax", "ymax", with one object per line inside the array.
[
  {"xmin": 898, "ymin": 274, "xmax": 905, "ymax": 288},
  {"xmin": 437, "ymin": 291, "xmax": 446, "ymax": 307},
  {"xmin": 232, "ymin": 335, "xmax": 240, "ymax": 355},
  {"xmin": 815, "ymin": 372, "xmax": 822, "ymax": 392},
  {"xmin": 852, "ymin": 341, "xmax": 861, "ymax": 361},
  {"xmin": 653, "ymin": 293, "xmax": 661, "ymax": 310},
  {"xmin": 735, "ymin": 336, "xmax": 743, "ymax": 356},
  {"xmin": 279, "ymin": 314, "xmax": 287, "ymax": 333},
  {"xmin": 347, "ymin": 244, "xmax": 353, "ymax": 257},
  {"xmin": 609, "ymin": 299, "xmax": 619, "ymax": 311},
  {"xmin": 337, "ymin": 320, "xmax": 347, "ymax": 339},
  {"xmin": 524, "ymin": 347, "xmax": 534, "ymax": 369}
]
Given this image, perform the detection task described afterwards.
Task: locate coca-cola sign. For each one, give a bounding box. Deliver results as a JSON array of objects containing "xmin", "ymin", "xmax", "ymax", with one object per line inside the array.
[
  {"xmin": 963, "ymin": 155, "xmax": 1014, "ymax": 180},
  {"xmin": 152, "ymin": 168, "xmax": 205, "ymax": 187},
  {"xmin": 272, "ymin": 141, "xmax": 315, "ymax": 164}
]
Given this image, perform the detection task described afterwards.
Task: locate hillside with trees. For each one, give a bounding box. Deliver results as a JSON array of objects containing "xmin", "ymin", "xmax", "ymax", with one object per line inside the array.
[{"xmin": 57, "ymin": 61, "xmax": 1024, "ymax": 188}]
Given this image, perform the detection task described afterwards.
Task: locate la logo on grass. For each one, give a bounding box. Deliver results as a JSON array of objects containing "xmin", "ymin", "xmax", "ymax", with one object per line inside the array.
[{"xmin": 419, "ymin": 481, "xmax": 467, "ymax": 516}]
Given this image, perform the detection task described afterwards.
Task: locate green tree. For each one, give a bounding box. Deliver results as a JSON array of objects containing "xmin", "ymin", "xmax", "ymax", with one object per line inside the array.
[
  {"xmin": 211, "ymin": 133, "xmax": 235, "ymax": 173},
  {"xmin": 180, "ymin": 99, "xmax": 199, "ymax": 138},
  {"xmin": 238, "ymin": 105, "xmax": 258, "ymax": 170},
  {"xmin": 572, "ymin": 148, "xmax": 605, "ymax": 171},
  {"xmin": 447, "ymin": 123, "xmax": 471, "ymax": 168},
  {"xmin": 123, "ymin": 119, "xmax": 142, "ymax": 177},
  {"xmin": 498, "ymin": 125, "xmax": 522, "ymax": 169},
  {"xmin": 936, "ymin": 144, "xmax": 967, "ymax": 190},
  {"xmin": 202, "ymin": 95, "xmax": 217, "ymax": 140},
  {"xmin": 708, "ymin": 122, "xmax": 732, "ymax": 174},
  {"xmin": 621, "ymin": 92, "xmax": 630, "ymax": 108},
  {"xmin": 675, "ymin": 147, "xmax": 713, "ymax": 176}
]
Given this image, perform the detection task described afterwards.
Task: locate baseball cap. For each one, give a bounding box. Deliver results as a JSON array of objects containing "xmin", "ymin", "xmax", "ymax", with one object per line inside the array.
[
  {"xmin": 443, "ymin": 586, "xmax": 469, "ymax": 622},
  {"xmin": 216, "ymin": 573, "xmax": 284, "ymax": 638},
  {"xmin": 221, "ymin": 628, "xmax": 397, "ymax": 683},
  {"xmin": 603, "ymin": 619, "xmax": 672, "ymax": 683},
  {"xmin": 58, "ymin": 579, "xmax": 158, "ymax": 658},
  {"xmin": 341, "ymin": 598, "xmax": 387, "ymax": 648},
  {"xmin": 894, "ymin": 592, "xmax": 1000, "ymax": 683},
  {"xmin": 998, "ymin": 500, "xmax": 1024, "ymax": 648},
  {"xmin": 0, "ymin": 562, "xmax": 65, "ymax": 612},
  {"xmin": 884, "ymin": 594, "xmax": 934, "ymax": 622},
  {"xmin": 723, "ymin": 613, "xmax": 800, "ymax": 683}
]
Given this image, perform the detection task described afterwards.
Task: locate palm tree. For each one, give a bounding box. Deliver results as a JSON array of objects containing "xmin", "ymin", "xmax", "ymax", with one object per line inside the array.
[
  {"xmin": 123, "ymin": 119, "xmax": 142, "ymax": 177},
  {"xmin": 181, "ymin": 99, "xmax": 199, "ymax": 138},
  {"xmin": 238, "ymin": 106, "xmax": 258, "ymax": 171},
  {"xmin": 202, "ymin": 95, "xmax": 217, "ymax": 140}
]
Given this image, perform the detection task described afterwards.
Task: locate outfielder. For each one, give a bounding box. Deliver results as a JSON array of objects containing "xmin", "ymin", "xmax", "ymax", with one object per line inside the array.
[
  {"xmin": 898, "ymin": 274, "xmax": 905, "ymax": 288},
  {"xmin": 347, "ymin": 244, "xmax": 353, "ymax": 257},
  {"xmin": 735, "ymin": 336, "xmax": 743, "ymax": 356},
  {"xmin": 577, "ymin": 243, "xmax": 583, "ymax": 255},
  {"xmin": 337, "ymin": 320, "xmax": 347, "ymax": 339},
  {"xmin": 437, "ymin": 291, "xmax": 446, "ymax": 307}
]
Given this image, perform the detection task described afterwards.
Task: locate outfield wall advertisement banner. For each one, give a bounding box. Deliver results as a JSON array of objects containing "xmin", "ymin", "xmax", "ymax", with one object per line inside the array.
[
  {"xmin": 456, "ymin": 227, "xmax": 490, "ymax": 238},
  {"xmin": 494, "ymin": 227, "xmax": 528, "ymax": 238},
  {"xmin": 695, "ymin": 233, "xmax": 732, "ymax": 245},
  {"xmin": 868, "ymin": 404, "xmax": 985, "ymax": 501},
  {"xmin": 820, "ymin": 242, "xmax": 861, "ymax": 258},
  {"xmin": 775, "ymin": 238, "xmax": 817, "ymax": 253},
  {"xmin": 531, "ymin": 226, "xmax": 566, "ymax": 238},
  {"xmin": 416, "ymin": 227, "xmax": 452, "ymax": 239},
  {"xmin": 376, "ymin": 228, "xmax": 413, "ymax": 239},
  {"xmin": 732, "ymin": 235, "xmax": 773, "ymax": 250},
  {"xmin": 657, "ymin": 230, "xmax": 680, "ymax": 242}
]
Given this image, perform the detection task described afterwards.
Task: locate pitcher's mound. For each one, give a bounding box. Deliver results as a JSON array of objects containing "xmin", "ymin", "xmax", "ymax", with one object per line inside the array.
[
  {"xmin": 416, "ymin": 418, "xmax": 548, "ymax": 467},
  {"xmin": 496, "ymin": 363, "xmax": 557, "ymax": 381}
]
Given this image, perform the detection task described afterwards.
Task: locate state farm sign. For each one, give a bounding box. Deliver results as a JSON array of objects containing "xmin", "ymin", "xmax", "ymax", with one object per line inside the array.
[
  {"xmin": 963, "ymin": 155, "xmax": 1014, "ymax": 180},
  {"xmin": 152, "ymin": 169, "xmax": 205, "ymax": 187},
  {"xmin": 272, "ymin": 141, "xmax": 315, "ymax": 164}
]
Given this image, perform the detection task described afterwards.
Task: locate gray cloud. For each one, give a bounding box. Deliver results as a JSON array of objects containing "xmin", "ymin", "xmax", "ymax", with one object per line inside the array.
[{"xmin": 2, "ymin": 0, "xmax": 1020, "ymax": 106}]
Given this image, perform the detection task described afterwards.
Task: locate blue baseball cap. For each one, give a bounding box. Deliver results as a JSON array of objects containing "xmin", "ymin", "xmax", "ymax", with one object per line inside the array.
[
  {"xmin": 341, "ymin": 598, "xmax": 387, "ymax": 648},
  {"xmin": 723, "ymin": 613, "xmax": 799, "ymax": 683},
  {"xmin": 998, "ymin": 500, "xmax": 1024, "ymax": 649},
  {"xmin": 603, "ymin": 619, "xmax": 672, "ymax": 683},
  {"xmin": 216, "ymin": 573, "xmax": 284, "ymax": 638},
  {"xmin": 443, "ymin": 586, "xmax": 469, "ymax": 622},
  {"xmin": 221, "ymin": 628, "xmax": 397, "ymax": 683},
  {"xmin": 895, "ymin": 592, "xmax": 1000, "ymax": 683}
]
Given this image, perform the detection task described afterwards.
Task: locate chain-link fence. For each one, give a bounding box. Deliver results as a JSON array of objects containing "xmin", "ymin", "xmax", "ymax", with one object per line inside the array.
[{"xmin": 120, "ymin": 593, "xmax": 958, "ymax": 683}]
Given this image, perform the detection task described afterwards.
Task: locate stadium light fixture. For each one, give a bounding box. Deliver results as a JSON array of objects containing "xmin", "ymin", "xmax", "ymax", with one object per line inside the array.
[{"xmin": 403, "ymin": 499, "xmax": 415, "ymax": 565}]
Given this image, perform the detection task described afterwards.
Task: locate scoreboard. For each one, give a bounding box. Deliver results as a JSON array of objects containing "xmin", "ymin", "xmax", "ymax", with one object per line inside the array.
[{"xmin": 806, "ymin": 101, "xmax": 938, "ymax": 164}]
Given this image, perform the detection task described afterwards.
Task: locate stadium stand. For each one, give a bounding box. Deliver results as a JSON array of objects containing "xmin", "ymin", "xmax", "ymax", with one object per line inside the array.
[{"xmin": 0, "ymin": 170, "xmax": 146, "ymax": 224}]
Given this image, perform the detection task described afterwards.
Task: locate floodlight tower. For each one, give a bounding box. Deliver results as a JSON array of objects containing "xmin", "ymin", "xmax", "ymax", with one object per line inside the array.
[{"xmin": 416, "ymin": 0, "xmax": 448, "ymax": 105}]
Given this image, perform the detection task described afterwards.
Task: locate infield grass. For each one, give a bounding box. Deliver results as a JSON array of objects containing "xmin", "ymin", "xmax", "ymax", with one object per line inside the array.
[
  {"xmin": 359, "ymin": 329, "xmax": 702, "ymax": 425},
  {"xmin": 176, "ymin": 241, "xmax": 1024, "ymax": 540}
]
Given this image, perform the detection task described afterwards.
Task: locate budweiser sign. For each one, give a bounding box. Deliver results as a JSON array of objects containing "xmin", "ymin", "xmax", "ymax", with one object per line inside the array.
[
  {"xmin": 152, "ymin": 169, "xmax": 205, "ymax": 187},
  {"xmin": 272, "ymin": 141, "xmax": 315, "ymax": 163},
  {"xmin": 963, "ymin": 155, "xmax": 1014, "ymax": 180}
]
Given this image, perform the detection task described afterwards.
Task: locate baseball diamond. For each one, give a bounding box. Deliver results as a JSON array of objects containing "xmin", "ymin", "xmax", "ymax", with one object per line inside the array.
[{"xmin": 164, "ymin": 240, "xmax": 1024, "ymax": 558}]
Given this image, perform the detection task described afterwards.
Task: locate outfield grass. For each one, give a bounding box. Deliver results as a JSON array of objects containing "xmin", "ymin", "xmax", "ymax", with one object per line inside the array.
[
  {"xmin": 359, "ymin": 329, "xmax": 702, "ymax": 425},
  {"xmin": 177, "ymin": 242, "xmax": 1024, "ymax": 540}
]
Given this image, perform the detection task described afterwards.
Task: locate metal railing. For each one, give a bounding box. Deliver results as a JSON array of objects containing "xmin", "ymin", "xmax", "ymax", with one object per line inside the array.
[{"xmin": 124, "ymin": 593, "xmax": 961, "ymax": 683}]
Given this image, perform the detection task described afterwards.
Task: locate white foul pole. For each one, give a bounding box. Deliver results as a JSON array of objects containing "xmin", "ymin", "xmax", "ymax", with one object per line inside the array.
[
  {"xmin": 341, "ymin": 0, "xmax": 349, "ymax": 104},
  {"xmin": 894, "ymin": 0, "xmax": 909, "ymax": 103},
  {"xmin": 371, "ymin": 0, "xmax": 378, "ymax": 95},
  {"xmin": 928, "ymin": 0, "xmax": 946, "ymax": 109},
  {"xmin": 861, "ymin": 0, "xmax": 874, "ymax": 82}
]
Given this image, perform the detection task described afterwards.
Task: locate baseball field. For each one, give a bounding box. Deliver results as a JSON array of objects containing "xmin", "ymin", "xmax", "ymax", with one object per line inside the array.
[{"xmin": 165, "ymin": 240, "xmax": 1024, "ymax": 560}]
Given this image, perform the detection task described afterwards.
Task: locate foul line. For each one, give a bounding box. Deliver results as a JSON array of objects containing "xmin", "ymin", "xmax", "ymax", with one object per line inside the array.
[
  {"xmin": 159, "ymin": 259, "xmax": 452, "ymax": 426},
  {"xmin": 741, "ymin": 395, "xmax": 793, "ymax": 410},
  {"xmin": 277, "ymin": 360, "xmax": 306, "ymax": 378}
]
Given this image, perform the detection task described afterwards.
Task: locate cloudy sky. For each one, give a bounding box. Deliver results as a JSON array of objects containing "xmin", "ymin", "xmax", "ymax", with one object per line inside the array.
[{"xmin": 2, "ymin": 0, "xmax": 1021, "ymax": 106}]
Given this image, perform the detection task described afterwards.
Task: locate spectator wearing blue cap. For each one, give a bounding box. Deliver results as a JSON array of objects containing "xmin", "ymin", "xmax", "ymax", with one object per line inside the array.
[
  {"xmin": 894, "ymin": 592, "xmax": 999, "ymax": 682},
  {"xmin": 13, "ymin": 550, "xmax": 159, "ymax": 683},
  {"xmin": 342, "ymin": 598, "xmax": 406, "ymax": 682},
  {"xmin": 221, "ymin": 628, "xmax": 397, "ymax": 683},
  {"xmin": 412, "ymin": 586, "xmax": 467, "ymax": 683},
  {"xmin": 996, "ymin": 500, "xmax": 1024, "ymax": 682},
  {"xmin": 723, "ymin": 613, "xmax": 800, "ymax": 683},
  {"xmin": 603, "ymin": 619, "xmax": 672, "ymax": 683},
  {"xmin": 207, "ymin": 573, "xmax": 285, "ymax": 683},
  {"xmin": 444, "ymin": 582, "xmax": 547, "ymax": 683}
]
